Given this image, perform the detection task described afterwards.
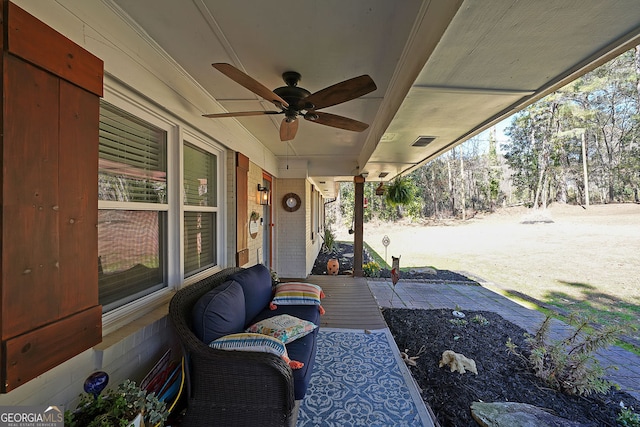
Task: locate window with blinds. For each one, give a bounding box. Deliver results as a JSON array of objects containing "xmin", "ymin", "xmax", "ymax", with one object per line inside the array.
[
  {"xmin": 98, "ymin": 102, "xmax": 167, "ymax": 203},
  {"xmin": 184, "ymin": 143, "xmax": 218, "ymax": 276},
  {"xmin": 98, "ymin": 101, "xmax": 168, "ymax": 311},
  {"xmin": 97, "ymin": 210, "xmax": 165, "ymax": 310},
  {"xmin": 184, "ymin": 212, "xmax": 216, "ymax": 275},
  {"xmin": 184, "ymin": 143, "xmax": 217, "ymax": 207}
]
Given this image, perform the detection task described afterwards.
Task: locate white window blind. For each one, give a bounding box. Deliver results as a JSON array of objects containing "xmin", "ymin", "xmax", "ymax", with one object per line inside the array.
[
  {"xmin": 98, "ymin": 103, "xmax": 167, "ymax": 203},
  {"xmin": 98, "ymin": 101, "xmax": 168, "ymax": 311},
  {"xmin": 184, "ymin": 143, "xmax": 218, "ymax": 276},
  {"xmin": 184, "ymin": 212, "xmax": 216, "ymax": 275},
  {"xmin": 184, "ymin": 143, "xmax": 217, "ymax": 207}
]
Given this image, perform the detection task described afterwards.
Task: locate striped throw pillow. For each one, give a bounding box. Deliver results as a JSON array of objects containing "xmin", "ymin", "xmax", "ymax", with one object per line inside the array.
[
  {"xmin": 209, "ymin": 333, "xmax": 303, "ymax": 369},
  {"xmin": 269, "ymin": 282, "xmax": 325, "ymax": 314}
]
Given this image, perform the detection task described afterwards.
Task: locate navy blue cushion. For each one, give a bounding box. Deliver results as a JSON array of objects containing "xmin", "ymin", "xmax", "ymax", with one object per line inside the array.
[
  {"xmin": 250, "ymin": 304, "xmax": 321, "ymax": 400},
  {"xmin": 191, "ymin": 280, "xmax": 245, "ymax": 343},
  {"xmin": 286, "ymin": 328, "xmax": 319, "ymax": 400},
  {"xmin": 230, "ymin": 264, "xmax": 273, "ymax": 325}
]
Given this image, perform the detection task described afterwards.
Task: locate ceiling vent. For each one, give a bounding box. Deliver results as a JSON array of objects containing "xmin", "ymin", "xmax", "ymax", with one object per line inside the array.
[
  {"xmin": 378, "ymin": 172, "xmax": 389, "ymax": 178},
  {"xmin": 412, "ymin": 136, "xmax": 436, "ymax": 147}
]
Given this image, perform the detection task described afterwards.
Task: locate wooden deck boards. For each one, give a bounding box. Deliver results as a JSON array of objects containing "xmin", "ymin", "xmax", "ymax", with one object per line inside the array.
[{"xmin": 304, "ymin": 275, "xmax": 387, "ymax": 330}]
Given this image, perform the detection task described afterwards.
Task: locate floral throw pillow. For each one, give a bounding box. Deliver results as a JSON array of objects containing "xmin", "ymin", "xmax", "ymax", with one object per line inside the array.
[
  {"xmin": 246, "ymin": 314, "xmax": 317, "ymax": 344},
  {"xmin": 269, "ymin": 282, "xmax": 325, "ymax": 314},
  {"xmin": 209, "ymin": 333, "xmax": 303, "ymax": 369}
]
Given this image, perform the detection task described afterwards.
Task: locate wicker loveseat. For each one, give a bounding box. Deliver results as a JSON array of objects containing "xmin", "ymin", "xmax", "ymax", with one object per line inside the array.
[{"xmin": 169, "ymin": 265, "xmax": 321, "ymax": 426}]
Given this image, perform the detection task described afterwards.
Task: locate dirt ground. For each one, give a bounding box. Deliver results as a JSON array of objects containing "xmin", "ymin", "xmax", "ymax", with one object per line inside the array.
[
  {"xmin": 336, "ymin": 203, "xmax": 640, "ymax": 330},
  {"xmin": 383, "ymin": 308, "xmax": 640, "ymax": 427}
]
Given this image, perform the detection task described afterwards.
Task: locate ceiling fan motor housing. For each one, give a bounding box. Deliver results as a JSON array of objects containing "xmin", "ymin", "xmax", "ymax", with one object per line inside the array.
[
  {"xmin": 274, "ymin": 71, "xmax": 314, "ymax": 111},
  {"xmin": 282, "ymin": 71, "xmax": 301, "ymax": 86}
]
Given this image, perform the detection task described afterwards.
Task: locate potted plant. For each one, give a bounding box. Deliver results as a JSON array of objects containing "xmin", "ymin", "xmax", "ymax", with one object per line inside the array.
[
  {"xmin": 270, "ymin": 268, "xmax": 280, "ymax": 286},
  {"xmin": 385, "ymin": 175, "xmax": 415, "ymax": 206},
  {"xmin": 65, "ymin": 379, "xmax": 169, "ymax": 427}
]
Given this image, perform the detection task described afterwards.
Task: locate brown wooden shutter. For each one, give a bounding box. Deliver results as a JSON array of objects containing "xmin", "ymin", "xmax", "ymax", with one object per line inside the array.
[
  {"xmin": 0, "ymin": 0, "xmax": 103, "ymax": 392},
  {"xmin": 236, "ymin": 153, "xmax": 249, "ymax": 266}
]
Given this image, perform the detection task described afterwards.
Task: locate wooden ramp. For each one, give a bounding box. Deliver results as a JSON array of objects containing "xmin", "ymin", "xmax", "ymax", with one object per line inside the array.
[{"xmin": 304, "ymin": 275, "xmax": 387, "ymax": 330}]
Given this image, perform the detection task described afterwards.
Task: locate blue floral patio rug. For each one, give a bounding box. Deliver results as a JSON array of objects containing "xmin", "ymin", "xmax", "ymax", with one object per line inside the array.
[{"xmin": 297, "ymin": 328, "xmax": 433, "ymax": 427}]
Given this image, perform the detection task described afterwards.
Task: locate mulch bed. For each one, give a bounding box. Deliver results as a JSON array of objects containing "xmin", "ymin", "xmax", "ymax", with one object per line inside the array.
[
  {"xmin": 311, "ymin": 244, "xmax": 640, "ymax": 426},
  {"xmin": 311, "ymin": 242, "xmax": 476, "ymax": 283},
  {"xmin": 383, "ymin": 308, "xmax": 640, "ymax": 426}
]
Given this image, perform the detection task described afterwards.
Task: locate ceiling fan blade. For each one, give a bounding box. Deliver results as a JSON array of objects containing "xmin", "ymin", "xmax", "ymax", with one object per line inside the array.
[
  {"xmin": 203, "ymin": 110, "xmax": 281, "ymax": 118},
  {"xmin": 212, "ymin": 63, "xmax": 289, "ymax": 108},
  {"xmin": 301, "ymin": 75, "xmax": 376, "ymax": 110},
  {"xmin": 280, "ymin": 118, "xmax": 299, "ymax": 141},
  {"xmin": 306, "ymin": 111, "xmax": 369, "ymax": 132}
]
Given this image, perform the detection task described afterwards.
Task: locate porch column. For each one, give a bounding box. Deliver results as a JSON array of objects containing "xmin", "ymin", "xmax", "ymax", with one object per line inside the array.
[{"xmin": 353, "ymin": 175, "xmax": 365, "ymax": 277}]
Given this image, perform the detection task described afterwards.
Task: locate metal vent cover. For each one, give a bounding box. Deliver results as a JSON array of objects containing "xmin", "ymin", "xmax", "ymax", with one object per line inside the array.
[{"xmin": 412, "ymin": 136, "xmax": 436, "ymax": 147}]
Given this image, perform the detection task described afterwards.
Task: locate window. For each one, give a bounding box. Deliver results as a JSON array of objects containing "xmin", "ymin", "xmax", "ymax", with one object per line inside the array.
[
  {"xmin": 97, "ymin": 95, "xmax": 224, "ymax": 315},
  {"xmin": 317, "ymin": 191, "xmax": 323, "ymax": 235},
  {"xmin": 311, "ymin": 185, "xmax": 317, "ymax": 240},
  {"xmin": 98, "ymin": 101, "xmax": 168, "ymax": 311},
  {"xmin": 183, "ymin": 142, "xmax": 218, "ymax": 276}
]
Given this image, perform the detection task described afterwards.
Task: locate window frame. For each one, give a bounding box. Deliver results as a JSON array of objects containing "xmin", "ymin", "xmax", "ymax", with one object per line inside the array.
[
  {"xmin": 181, "ymin": 131, "xmax": 224, "ymax": 280},
  {"xmin": 100, "ymin": 81, "xmax": 226, "ymax": 335},
  {"xmin": 310, "ymin": 184, "xmax": 316, "ymax": 241}
]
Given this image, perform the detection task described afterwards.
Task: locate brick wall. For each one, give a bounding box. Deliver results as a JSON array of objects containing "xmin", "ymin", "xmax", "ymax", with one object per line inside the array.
[
  {"xmin": 275, "ymin": 179, "xmax": 307, "ymax": 278},
  {"xmin": 247, "ymin": 161, "xmax": 265, "ymax": 266}
]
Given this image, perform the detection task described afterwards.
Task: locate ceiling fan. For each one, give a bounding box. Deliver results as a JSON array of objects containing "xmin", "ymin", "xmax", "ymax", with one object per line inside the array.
[{"xmin": 203, "ymin": 63, "xmax": 377, "ymax": 141}]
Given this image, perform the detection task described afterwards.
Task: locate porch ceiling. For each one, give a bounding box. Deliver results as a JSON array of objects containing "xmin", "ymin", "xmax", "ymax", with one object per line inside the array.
[{"xmin": 111, "ymin": 0, "xmax": 640, "ymax": 197}]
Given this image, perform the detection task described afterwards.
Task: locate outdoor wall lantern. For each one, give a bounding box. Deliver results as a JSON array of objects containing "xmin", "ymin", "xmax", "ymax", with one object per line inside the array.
[{"xmin": 257, "ymin": 184, "xmax": 270, "ymax": 205}]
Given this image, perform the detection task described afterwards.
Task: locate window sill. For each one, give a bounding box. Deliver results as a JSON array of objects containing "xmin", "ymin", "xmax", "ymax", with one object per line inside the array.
[
  {"xmin": 99, "ymin": 290, "xmax": 174, "ymax": 340},
  {"xmin": 95, "ymin": 300, "xmax": 170, "ymax": 350},
  {"xmin": 96, "ymin": 267, "xmax": 222, "ymax": 349}
]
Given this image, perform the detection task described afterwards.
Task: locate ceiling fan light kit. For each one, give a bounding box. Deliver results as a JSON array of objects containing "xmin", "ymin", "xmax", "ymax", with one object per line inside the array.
[{"xmin": 204, "ymin": 63, "xmax": 377, "ymax": 141}]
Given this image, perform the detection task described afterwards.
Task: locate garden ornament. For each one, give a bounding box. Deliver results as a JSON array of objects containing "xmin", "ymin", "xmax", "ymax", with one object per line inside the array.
[
  {"xmin": 389, "ymin": 255, "xmax": 401, "ymax": 305},
  {"xmin": 439, "ymin": 350, "xmax": 478, "ymax": 375}
]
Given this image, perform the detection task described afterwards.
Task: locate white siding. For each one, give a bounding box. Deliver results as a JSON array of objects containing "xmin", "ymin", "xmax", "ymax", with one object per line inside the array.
[{"xmin": 0, "ymin": 0, "xmax": 320, "ymax": 409}]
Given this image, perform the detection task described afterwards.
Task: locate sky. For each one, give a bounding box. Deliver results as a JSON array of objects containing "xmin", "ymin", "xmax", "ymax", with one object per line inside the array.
[{"xmin": 474, "ymin": 116, "xmax": 513, "ymax": 153}]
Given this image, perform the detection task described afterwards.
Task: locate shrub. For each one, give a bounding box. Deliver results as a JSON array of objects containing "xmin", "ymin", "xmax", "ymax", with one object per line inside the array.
[
  {"xmin": 270, "ymin": 269, "xmax": 279, "ymax": 286},
  {"xmin": 449, "ymin": 318, "xmax": 468, "ymax": 327},
  {"xmin": 471, "ymin": 314, "xmax": 490, "ymax": 326},
  {"xmin": 618, "ymin": 402, "xmax": 640, "ymax": 427},
  {"xmin": 322, "ymin": 228, "xmax": 335, "ymax": 254},
  {"xmin": 363, "ymin": 261, "xmax": 381, "ymax": 278},
  {"xmin": 506, "ymin": 313, "xmax": 630, "ymax": 396}
]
